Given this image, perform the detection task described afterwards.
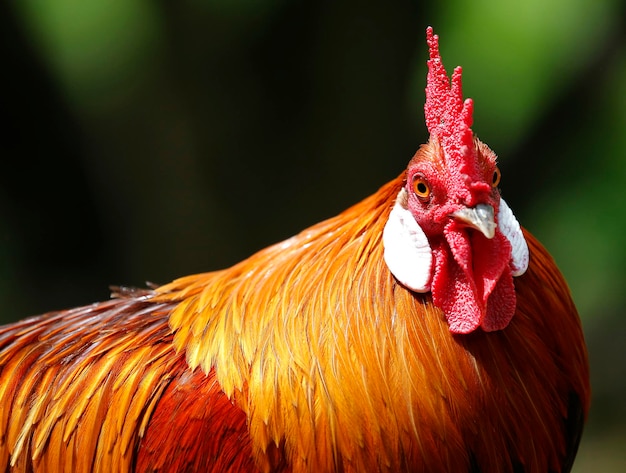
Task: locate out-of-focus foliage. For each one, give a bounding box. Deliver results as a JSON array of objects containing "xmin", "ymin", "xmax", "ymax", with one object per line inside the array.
[
  {"xmin": 426, "ymin": 0, "xmax": 619, "ymax": 150},
  {"xmin": 1, "ymin": 0, "xmax": 624, "ymax": 471},
  {"xmin": 14, "ymin": 0, "xmax": 160, "ymax": 109}
]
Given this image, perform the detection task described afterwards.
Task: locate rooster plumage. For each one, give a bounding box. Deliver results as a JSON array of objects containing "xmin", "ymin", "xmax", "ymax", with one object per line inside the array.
[{"xmin": 0, "ymin": 28, "xmax": 589, "ymax": 473}]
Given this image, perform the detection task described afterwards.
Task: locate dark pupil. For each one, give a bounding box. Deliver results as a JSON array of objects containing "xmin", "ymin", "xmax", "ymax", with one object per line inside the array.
[
  {"xmin": 417, "ymin": 182, "xmax": 427, "ymax": 194},
  {"xmin": 493, "ymin": 172, "xmax": 498, "ymax": 184}
]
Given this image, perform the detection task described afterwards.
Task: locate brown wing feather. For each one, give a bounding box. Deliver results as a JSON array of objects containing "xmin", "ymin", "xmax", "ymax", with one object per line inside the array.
[{"xmin": 0, "ymin": 297, "xmax": 260, "ymax": 472}]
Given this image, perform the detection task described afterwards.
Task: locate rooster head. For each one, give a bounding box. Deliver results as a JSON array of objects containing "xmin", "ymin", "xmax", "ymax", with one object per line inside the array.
[{"xmin": 383, "ymin": 27, "xmax": 529, "ymax": 334}]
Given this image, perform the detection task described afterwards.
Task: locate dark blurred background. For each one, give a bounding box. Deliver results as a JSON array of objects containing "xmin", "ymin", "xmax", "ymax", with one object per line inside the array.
[{"xmin": 1, "ymin": 1, "xmax": 624, "ymax": 470}]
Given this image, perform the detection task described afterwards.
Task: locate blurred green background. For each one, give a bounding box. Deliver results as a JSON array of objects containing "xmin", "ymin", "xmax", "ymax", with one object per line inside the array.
[{"xmin": 1, "ymin": 1, "xmax": 624, "ymax": 470}]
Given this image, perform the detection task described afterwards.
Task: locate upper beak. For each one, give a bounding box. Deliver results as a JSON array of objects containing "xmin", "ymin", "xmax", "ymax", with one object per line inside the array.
[{"xmin": 452, "ymin": 204, "xmax": 497, "ymax": 239}]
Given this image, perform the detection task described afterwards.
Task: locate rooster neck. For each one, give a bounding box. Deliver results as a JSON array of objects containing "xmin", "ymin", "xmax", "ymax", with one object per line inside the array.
[{"xmin": 156, "ymin": 177, "xmax": 588, "ymax": 473}]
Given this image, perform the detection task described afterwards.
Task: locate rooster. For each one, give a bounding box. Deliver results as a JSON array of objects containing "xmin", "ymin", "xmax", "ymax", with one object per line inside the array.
[{"xmin": 0, "ymin": 27, "xmax": 589, "ymax": 473}]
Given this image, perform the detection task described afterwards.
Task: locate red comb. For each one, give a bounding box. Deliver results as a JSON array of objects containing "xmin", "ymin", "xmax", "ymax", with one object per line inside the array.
[{"xmin": 425, "ymin": 27, "xmax": 475, "ymax": 176}]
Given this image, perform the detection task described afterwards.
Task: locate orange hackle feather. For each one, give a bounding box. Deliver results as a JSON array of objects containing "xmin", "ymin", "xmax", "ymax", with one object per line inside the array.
[{"xmin": 0, "ymin": 28, "xmax": 589, "ymax": 473}]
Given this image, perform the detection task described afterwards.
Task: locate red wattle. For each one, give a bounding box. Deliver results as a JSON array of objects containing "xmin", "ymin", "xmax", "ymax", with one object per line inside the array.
[{"xmin": 431, "ymin": 225, "xmax": 515, "ymax": 333}]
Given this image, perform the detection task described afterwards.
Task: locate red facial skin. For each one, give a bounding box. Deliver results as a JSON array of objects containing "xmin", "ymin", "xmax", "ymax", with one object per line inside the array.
[{"xmin": 403, "ymin": 138, "xmax": 515, "ymax": 334}]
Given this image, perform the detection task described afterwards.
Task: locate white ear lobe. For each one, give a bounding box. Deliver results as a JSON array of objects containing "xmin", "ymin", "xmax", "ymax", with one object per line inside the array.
[
  {"xmin": 383, "ymin": 192, "xmax": 432, "ymax": 292},
  {"xmin": 498, "ymin": 198, "xmax": 529, "ymax": 276}
]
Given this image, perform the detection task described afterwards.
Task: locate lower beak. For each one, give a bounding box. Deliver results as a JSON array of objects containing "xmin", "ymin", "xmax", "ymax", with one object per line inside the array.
[{"xmin": 452, "ymin": 204, "xmax": 497, "ymax": 239}]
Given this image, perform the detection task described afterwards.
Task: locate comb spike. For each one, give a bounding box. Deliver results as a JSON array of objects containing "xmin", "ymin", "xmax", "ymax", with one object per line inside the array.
[
  {"xmin": 425, "ymin": 27, "xmax": 449, "ymax": 134},
  {"xmin": 424, "ymin": 27, "xmax": 477, "ymax": 177}
]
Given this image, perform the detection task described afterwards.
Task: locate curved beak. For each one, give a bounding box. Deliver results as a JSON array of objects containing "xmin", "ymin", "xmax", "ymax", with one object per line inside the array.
[{"xmin": 452, "ymin": 204, "xmax": 497, "ymax": 239}]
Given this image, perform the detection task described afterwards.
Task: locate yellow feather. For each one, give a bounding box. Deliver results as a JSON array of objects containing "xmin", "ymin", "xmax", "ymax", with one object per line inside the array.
[
  {"xmin": 62, "ymin": 354, "xmax": 118, "ymax": 442},
  {"xmin": 119, "ymin": 361, "xmax": 165, "ymax": 456},
  {"xmin": 13, "ymin": 367, "xmax": 56, "ymax": 463}
]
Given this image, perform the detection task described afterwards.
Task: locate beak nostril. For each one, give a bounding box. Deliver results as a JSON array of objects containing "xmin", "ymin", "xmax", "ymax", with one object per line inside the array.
[{"xmin": 451, "ymin": 204, "xmax": 496, "ymax": 239}]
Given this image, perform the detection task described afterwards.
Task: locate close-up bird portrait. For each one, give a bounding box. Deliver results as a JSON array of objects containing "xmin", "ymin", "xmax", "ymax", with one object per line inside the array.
[{"xmin": 1, "ymin": 2, "xmax": 625, "ymax": 473}]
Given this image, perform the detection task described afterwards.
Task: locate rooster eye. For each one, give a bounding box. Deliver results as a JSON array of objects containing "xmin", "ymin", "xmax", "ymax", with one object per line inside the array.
[
  {"xmin": 491, "ymin": 167, "xmax": 501, "ymax": 187},
  {"xmin": 412, "ymin": 175, "xmax": 431, "ymax": 201}
]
